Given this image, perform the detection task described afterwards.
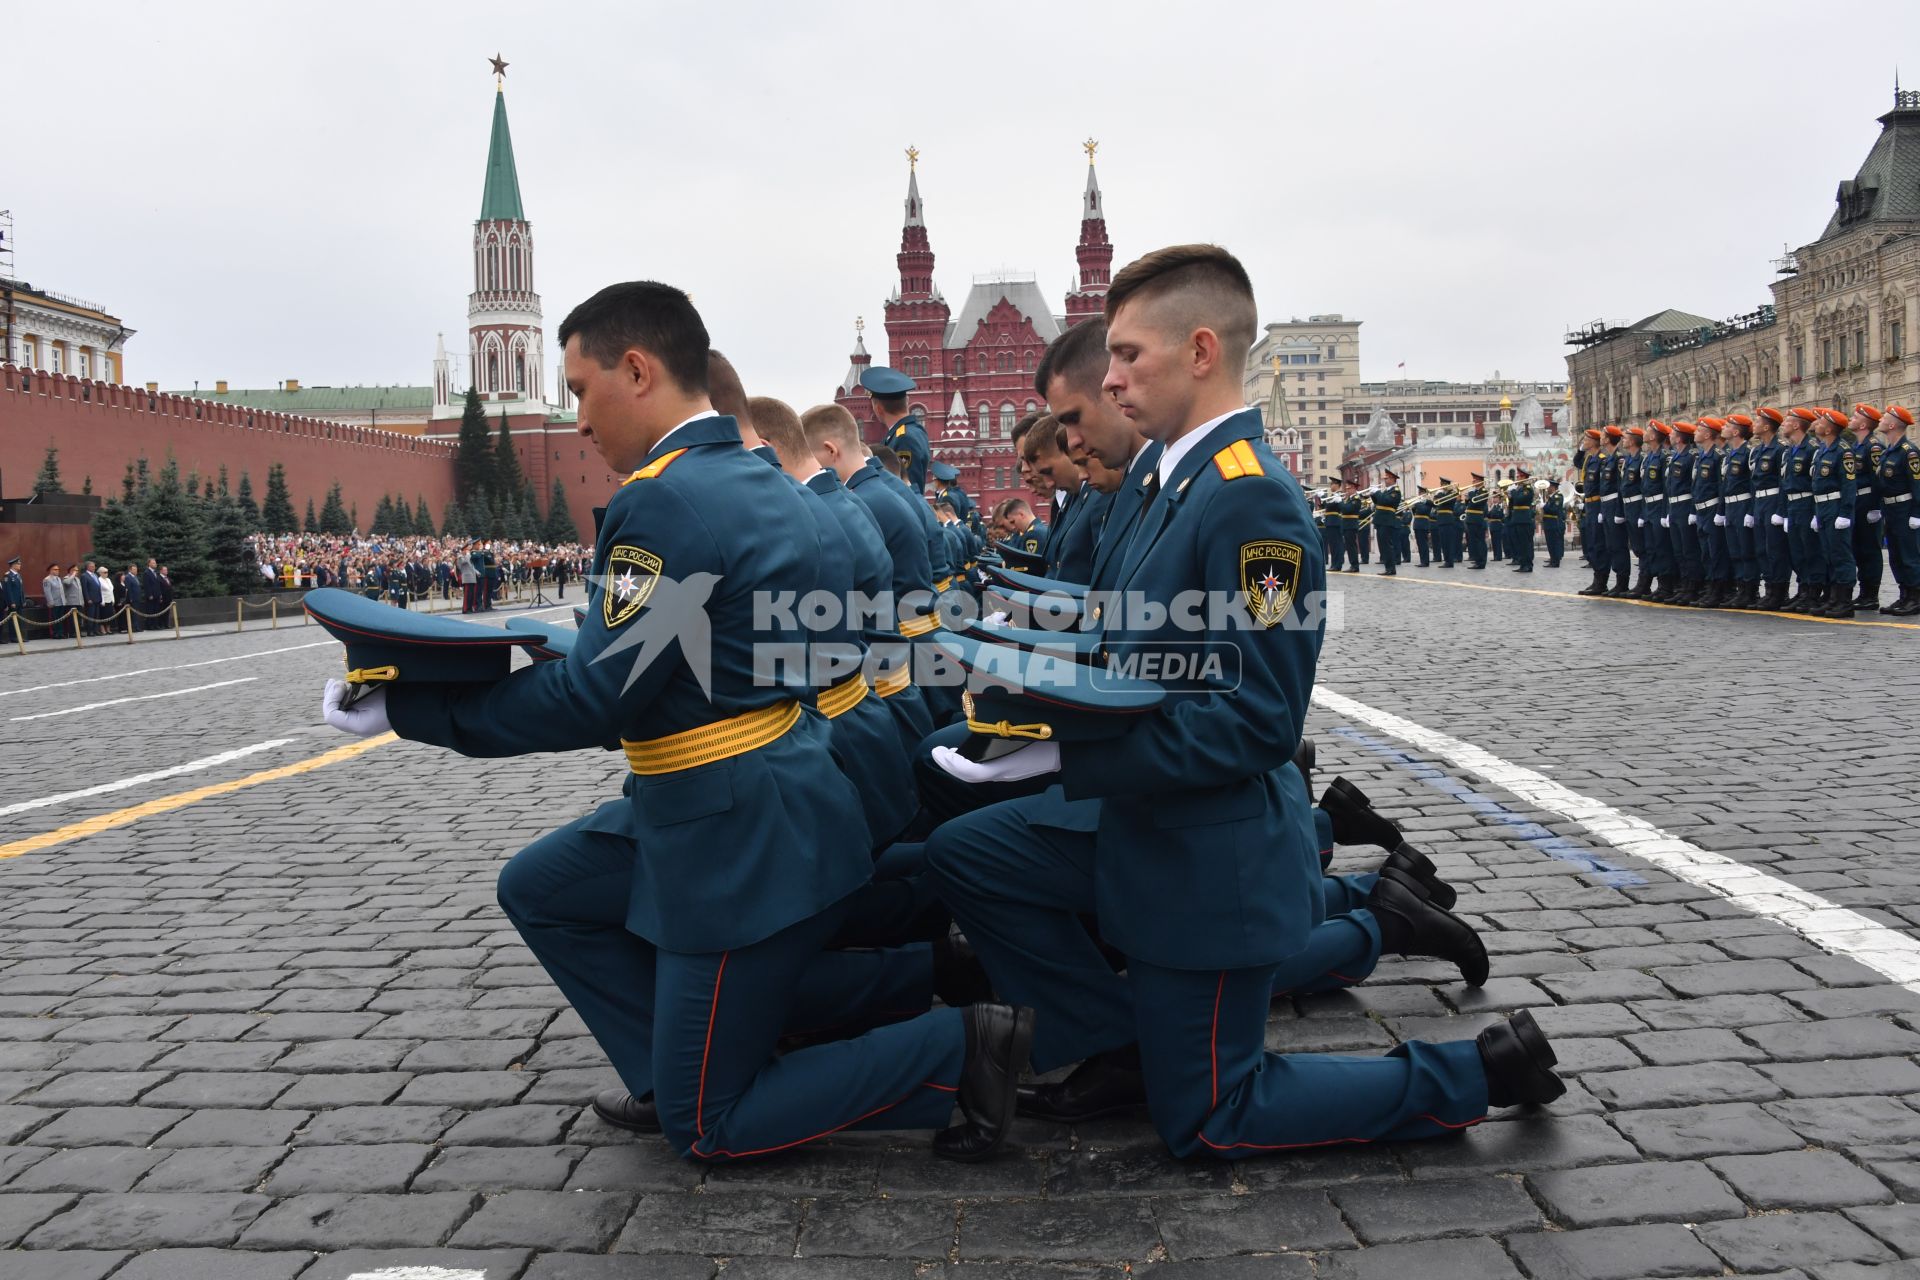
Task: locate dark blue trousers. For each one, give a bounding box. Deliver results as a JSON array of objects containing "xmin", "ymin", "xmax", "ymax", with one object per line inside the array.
[
  {"xmin": 1464, "ymin": 521, "xmax": 1486, "ymax": 567},
  {"xmin": 1543, "ymin": 520, "xmax": 1563, "ymax": 564},
  {"xmin": 1414, "ymin": 525, "xmax": 1431, "ymax": 565},
  {"xmin": 1757, "ymin": 499, "xmax": 1789, "ymax": 586},
  {"xmin": 1643, "ymin": 506, "xmax": 1671, "ymax": 577},
  {"xmin": 498, "ymin": 812, "xmax": 963, "ymax": 1160},
  {"xmin": 1853, "ymin": 512, "xmax": 1884, "ymax": 595},
  {"xmin": 1724, "ymin": 499, "xmax": 1757, "ymax": 585},
  {"xmin": 926, "ymin": 796, "xmax": 1484, "ymax": 1158},
  {"xmin": 1606, "ymin": 510, "xmax": 1630, "ymax": 575},
  {"xmin": 1671, "ymin": 506, "xmax": 1700, "ymax": 580},
  {"xmin": 1507, "ymin": 520, "xmax": 1534, "ymax": 569},
  {"xmin": 1886, "ymin": 502, "xmax": 1920, "ymax": 587},
  {"xmin": 1328, "ymin": 526, "xmax": 1348, "ymax": 571},
  {"xmin": 1786, "ymin": 501, "xmax": 1824, "ymax": 587},
  {"xmin": 1820, "ymin": 508, "xmax": 1858, "ymax": 589},
  {"xmin": 1699, "ymin": 510, "xmax": 1730, "ymax": 583}
]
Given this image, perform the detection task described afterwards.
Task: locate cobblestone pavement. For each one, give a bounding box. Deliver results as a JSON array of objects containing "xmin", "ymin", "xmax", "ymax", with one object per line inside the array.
[{"xmin": 2, "ymin": 562, "xmax": 1918, "ymax": 1278}]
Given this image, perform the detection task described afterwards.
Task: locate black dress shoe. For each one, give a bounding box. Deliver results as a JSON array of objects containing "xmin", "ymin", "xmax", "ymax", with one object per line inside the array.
[
  {"xmin": 933, "ymin": 928, "xmax": 995, "ymax": 1008},
  {"xmin": 1292, "ymin": 736, "xmax": 1316, "ymax": 792},
  {"xmin": 933, "ymin": 1003, "xmax": 1036, "ymax": 1162},
  {"xmin": 1382, "ymin": 843, "xmax": 1458, "ymax": 910},
  {"xmin": 1477, "ymin": 1010, "xmax": 1566, "ymax": 1106},
  {"xmin": 592, "ymin": 1088, "xmax": 661, "ymax": 1133},
  {"xmin": 1369, "ymin": 869, "xmax": 1489, "ymax": 987},
  {"xmin": 1319, "ymin": 777, "xmax": 1403, "ymax": 851},
  {"xmin": 1016, "ymin": 1047, "xmax": 1148, "ymax": 1123}
]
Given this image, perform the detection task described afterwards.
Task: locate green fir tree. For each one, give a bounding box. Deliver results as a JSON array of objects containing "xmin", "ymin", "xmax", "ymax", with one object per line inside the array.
[
  {"xmin": 453, "ymin": 387, "xmax": 492, "ymax": 510},
  {"xmin": 235, "ymin": 472, "xmax": 260, "ymax": 529},
  {"xmin": 414, "ymin": 494, "xmax": 436, "ymax": 537},
  {"xmin": 544, "ymin": 477, "xmax": 579, "ymax": 544},
  {"xmin": 319, "ymin": 483, "xmax": 352, "ymax": 536},
  {"xmin": 87, "ymin": 499, "xmax": 147, "ymax": 574},
  {"xmin": 371, "ymin": 493, "xmax": 397, "ymax": 536},
  {"xmin": 490, "ymin": 411, "xmax": 525, "ymax": 507},
  {"xmin": 139, "ymin": 456, "xmax": 218, "ymax": 597},
  {"xmin": 304, "ymin": 498, "xmax": 318, "ymax": 534},
  {"xmin": 32, "ymin": 444, "xmax": 63, "ymax": 499},
  {"xmin": 260, "ymin": 463, "xmax": 296, "ymax": 531},
  {"xmin": 203, "ymin": 495, "xmax": 257, "ymax": 595}
]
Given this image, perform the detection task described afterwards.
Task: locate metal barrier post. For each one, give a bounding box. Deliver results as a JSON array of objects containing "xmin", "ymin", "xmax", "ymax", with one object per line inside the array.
[
  {"xmin": 9, "ymin": 612, "xmax": 23, "ymax": 655},
  {"xmin": 125, "ymin": 606, "xmax": 134, "ymax": 644},
  {"xmin": 237, "ymin": 600, "xmax": 245, "ymax": 632},
  {"xmin": 271, "ymin": 598, "xmax": 279, "ymax": 629},
  {"xmin": 172, "ymin": 603, "xmax": 181, "ymax": 638},
  {"xmin": 72, "ymin": 609, "xmax": 83, "ymax": 649}
]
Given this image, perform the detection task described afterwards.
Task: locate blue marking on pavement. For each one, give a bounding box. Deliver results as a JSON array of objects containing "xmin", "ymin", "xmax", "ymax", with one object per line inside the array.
[{"xmin": 1330, "ymin": 725, "xmax": 1648, "ymax": 888}]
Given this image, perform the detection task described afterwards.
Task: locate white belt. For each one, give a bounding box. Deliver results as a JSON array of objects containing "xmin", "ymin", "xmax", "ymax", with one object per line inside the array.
[
  {"xmin": 1786, "ymin": 492, "xmax": 1812, "ymax": 500},
  {"xmin": 1753, "ymin": 487, "xmax": 1781, "ymax": 498},
  {"xmin": 1724, "ymin": 494, "xmax": 1750, "ymax": 503},
  {"xmin": 1623, "ymin": 495, "xmax": 1643, "ymax": 503},
  {"xmin": 1886, "ymin": 493, "xmax": 1912, "ymax": 505},
  {"xmin": 1645, "ymin": 494, "xmax": 1666, "ymax": 503},
  {"xmin": 1694, "ymin": 497, "xmax": 1720, "ymax": 509},
  {"xmin": 1814, "ymin": 493, "xmax": 1842, "ymax": 504}
]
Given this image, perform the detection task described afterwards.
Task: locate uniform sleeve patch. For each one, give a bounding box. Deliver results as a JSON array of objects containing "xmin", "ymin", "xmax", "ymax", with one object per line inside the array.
[
  {"xmin": 603, "ymin": 545, "xmax": 664, "ymax": 628},
  {"xmin": 1240, "ymin": 540, "xmax": 1303, "ymax": 628}
]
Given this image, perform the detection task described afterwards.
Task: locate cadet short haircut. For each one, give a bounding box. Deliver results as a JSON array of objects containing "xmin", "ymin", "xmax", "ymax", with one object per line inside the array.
[
  {"xmin": 1002, "ymin": 497, "xmax": 1033, "ymax": 518},
  {"xmin": 706, "ymin": 350, "xmax": 750, "ymax": 421},
  {"xmin": 1026, "ymin": 414, "xmax": 1065, "ymax": 458},
  {"xmin": 1010, "ymin": 413, "xmax": 1040, "ymax": 450},
  {"xmin": 559, "ymin": 281, "xmax": 709, "ymax": 394},
  {"xmin": 933, "ymin": 499, "xmax": 956, "ymax": 515},
  {"xmin": 1105, "ymin": 245, "xmax": 1257, "ymax": 368},
  {"xmin": 748, "ymin": 396, "xmax": 808, "ymax": 469},
  {"xmin": 875, "ymin": 448, "xmax": 904, "ymax": 477},
  {"xmin": 800, "ymin": 403, "xmax": 862, "ymax": 452},
  {"xmin": 873, "ymin": 390, "xmax": 908, "ymax": 415},
  {"xmin": 1036, "ymin": 318, "xmax": 1108, "ymax": 398}
]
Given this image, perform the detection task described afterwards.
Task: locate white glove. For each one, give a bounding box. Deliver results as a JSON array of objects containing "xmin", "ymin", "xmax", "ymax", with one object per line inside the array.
[
  {"xmin": 1687, "ymin": 514, "xmax": 1697, "ymax": 526},
  {"xmin": 1812, "ymin": 516, "xmax": 1821, "ymax": 531},
  {"xmin": 1771, "ymin": 513, "xmax": 1787, "ymax": 527},
  {"xmin": 1836, "ymin": 516, "xmax": 1852, "ymax": 530},
  {"xmin": 1910, "ymin": 516, "xmax": 1920, "ymax": 530},
  {"xmin": 1713, "ymin": 514, "xmax": 1726, "ymax": 527},
  {"xmin": 1660, "ymin": 516, "xmax": 1670, "ymax": 529},
  {"xmin": 931, "ymin": 741, "xmax": 1060, "ymax": 783},
  {"xmin": 1613, "ymin": 516, "xmax": 1625, "ymax": 525},
  {"xmin": 1637, "ymin": 518, "xmax": 1645, "ymax": 528},
  {"xmin": 1744, "ymin": 514, "xmax": 1755, "ymax": 528},
  {"xmin": 1868, "ymin": 510, "xmax": 1882, "ymax": 524},
  {"xmin": 982, "ymin": 611, "xmax": 1010, "ymax": 629},
  {"xmin": 321, "ymin": 679, "xmax": 392, "ymax": 737}
]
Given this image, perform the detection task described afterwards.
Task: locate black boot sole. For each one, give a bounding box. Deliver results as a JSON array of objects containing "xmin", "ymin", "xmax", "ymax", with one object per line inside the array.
[{"xmin": 938, "ymin": 1008, "xmax": 1036, "ymax": 1163}]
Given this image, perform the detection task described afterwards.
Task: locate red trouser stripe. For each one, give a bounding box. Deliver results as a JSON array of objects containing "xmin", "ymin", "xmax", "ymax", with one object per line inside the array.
[
  {"xmin": 693, "ymin": 952, "xmax": 729, "ymax": 1138},
  {"xmin": 691, "ymin": 1081, "xmax": 955, "ymax": 1161}
]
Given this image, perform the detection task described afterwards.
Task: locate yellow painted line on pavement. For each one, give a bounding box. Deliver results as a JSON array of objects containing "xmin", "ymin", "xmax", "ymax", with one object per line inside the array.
[
  {"xmin": 1335, "ymin": 570, "xmax": 1920, "ymax": 630},
  {"xmin": 0, "ymin": 733, "xmax": 396, "ymax": 861}
]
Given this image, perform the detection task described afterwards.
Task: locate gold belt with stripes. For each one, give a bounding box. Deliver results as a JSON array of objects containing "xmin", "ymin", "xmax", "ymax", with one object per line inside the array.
[
  {"xmin": 621, "ymin": 701, "xmax": 801, "ymax": 775},
  {"xmin": 934, "ymin": 576, "xmax": 954, "ymax": 591},
  {"xmin": 898, "ymin": 613, "xmax": 940, "ymax": 638},
  {"xmin": 873, "ymin": 667, "xmax": 913, "ymax": 699},
  {"xmin": 816, "ymin": 674, "xmax": 869, "ymax": 720}
]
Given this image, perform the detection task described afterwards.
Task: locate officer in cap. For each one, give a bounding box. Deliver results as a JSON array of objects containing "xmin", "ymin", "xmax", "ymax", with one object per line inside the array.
[
  {"xmin": 862, "ymin": 366, "xmax": 930, "ymax": 494},
  {"xmin": 1539, "ymin": 480, "xmax": 1565, "ymax": 566},
  {"xmin": 1462, "ymin": 472, "xmax": 1489, "ymax": 569},
  {"xmin": 1, "ymin": 556, "xmax": 23, "ymax": 637},
  {"xmin": 1505, "ymin": 468, "xmax": 1536, "ymax": 572},
  {"xmin": 932, "ymin": 459, "xmax": 976, "ymax": 527},
  {"xmin": 1373, "ymin": 470, "xmax": 1402, "ymax": 575},
  {"xmin": 1410, "ymin": 486, "xmax": 1433, "ymax": 566},
  {"xmin": 1873, "ymin": 405, "xmax": 1920, "ymax": 615}
]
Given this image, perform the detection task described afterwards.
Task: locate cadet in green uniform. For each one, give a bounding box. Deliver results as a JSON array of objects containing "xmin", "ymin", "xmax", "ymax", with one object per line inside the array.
[
  {"xmin": 1373, "ymin": 470, "xmax": 1403, "ymax": 576},
  {"xmin": 1539, "ymin": 482, "xmax": 1565, "ymax": 566},
  {"xmin": 1462, "ymin": 473, "xmax": 1488, "ymax": 569},
  {"xmin": 1411, "ymin": 487, "xmax": 1434, "ymax": 565}
]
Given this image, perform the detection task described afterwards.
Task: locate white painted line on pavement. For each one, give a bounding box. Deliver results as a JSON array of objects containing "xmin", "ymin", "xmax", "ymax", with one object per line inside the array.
[
  {"xmin": 10, "ymin": 676, "xmax": 259, "ymax": 722},
  {"xmin": 0, "ymin": 640, "xmax": 333, "ymax": 698},
  {"xmin": 345, "ymin": 1269, "xmax": 488, "ymax": 1280},
  {"xmin": 1314, "ymin": 686, "xmax": 1920, "ymax": 991},
  {"xmin": 0, "ymin": 738, "xmax": 295, "ymax": 818}
]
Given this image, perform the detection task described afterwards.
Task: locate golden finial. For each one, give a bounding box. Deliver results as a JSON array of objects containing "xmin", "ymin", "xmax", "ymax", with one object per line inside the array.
[
  {"xmin": 905, "ymin": 145, "xmax": 920, "ymax": 171},
  {"xmin": 1270, "ymin": 354, "xmax": 1282, "ymax": 373},
  {"xmin": 1083, "ymin": 137, "xmax": 1099, "ymax": 164}
]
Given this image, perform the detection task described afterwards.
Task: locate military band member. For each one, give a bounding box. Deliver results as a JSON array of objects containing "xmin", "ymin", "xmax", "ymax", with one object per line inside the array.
[
  {"xmin": 1373, "ymin": 470, "xmax": 1403, "ymax": 576},
  {"xmin": 1462, "ymin": 472, "xmax": 1488, "ymax": 569},
  {"xmin": 1411, "ymin": 486, "xmax": 1434, "ymax": 566},
  {"xmin": 1873, "ymin": 405, "xmax": 1920, "ymax": 615},
  {"xmin": 1849, "ymin": 403, "xmax": 1888, "ymax": 611},
  {"xmin": 1505, "ymin": 468, "xmax": 1536, "ymax": 572},
  {"xmin": 1539, "ymin": 482, "xmax": 1565, "ymax": 566},
  {"xmin": 1487, "ymin": 489, "xmax": 1507, "ymax": 562},
  {"xmin": 1811, "ymin": 407, "xmax": 1860, "ymax": 617}
]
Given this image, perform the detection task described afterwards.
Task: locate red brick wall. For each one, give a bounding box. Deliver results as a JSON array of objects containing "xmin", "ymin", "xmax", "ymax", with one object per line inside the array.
[{"xmin": 1, "ymin": 364, "xmax": 456, "ymax": 531}]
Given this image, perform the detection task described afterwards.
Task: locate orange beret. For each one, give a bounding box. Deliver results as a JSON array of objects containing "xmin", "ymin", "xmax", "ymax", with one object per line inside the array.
[
  {"xmin": 1854, "ymin": 403, "xmax": 1884, "ymax": 423},
  {"xmin": 1671, "ymin": 420, "xmax": 1697, "ymax": 434},
  {"xmin": 1727, "ymin": 413, "xmax": 1754, "ymax": 428},
  {"xmin": 1697, "ymin": 417, "xmax": 1725, "ymax": 431},
  {"xmin": 1651, "ymin": 421, "xmax": 1673, "ymax": 437},
  {"xmin": 1788, "ymin": 407, "xmax": 1819, "ymax": 422},
  {"xmin": 1584, "ymin": 428, "xmax": 1603, "ymax": 441},
  {"xmin": 1889, "ymin": 405, "xmax": 1915, "ymax": 426},
  {"xmin": 1821, "ymin": 407, "xmax": 1849, "ymax": 426},
  {"xmin": 1755, "ymin": 406, "xmax": 1784, "ymax": 424},
  {"xmin": 1626, "ymin": 426, "xmax": 1645, "ymax": 439},
  {"xmin": 1604, "ymin": 425, "xmax": 1624, "ymax": 440}
]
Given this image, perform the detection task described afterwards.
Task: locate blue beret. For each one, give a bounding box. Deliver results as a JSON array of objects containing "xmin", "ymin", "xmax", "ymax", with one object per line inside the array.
[
  {"xmin": 304, "ymin": 587, "xmax": 550, "ymax": 684},
  {"xmin": 931, "ymin": 631, "xmax": 1163, "ymax": 744},
  {"xmin": 859, "ymin": 366, "xmax": 916, "ymax": 396}
]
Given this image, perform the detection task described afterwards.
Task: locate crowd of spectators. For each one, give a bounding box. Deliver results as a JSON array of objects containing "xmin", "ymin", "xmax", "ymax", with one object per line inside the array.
[
  {"xmin": 247, "ymin": 533, "xmax": 591, "ymax": 612},
  {"xmin": 1, "ymin": 556, "xmax": 178, "ymax": 636}
]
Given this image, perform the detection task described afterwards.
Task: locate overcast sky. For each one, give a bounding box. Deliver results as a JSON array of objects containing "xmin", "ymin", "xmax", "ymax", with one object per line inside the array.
[{"xmin": 8, "ymin": 0, "xmax": 1908, "ymax": 408}]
